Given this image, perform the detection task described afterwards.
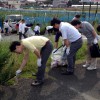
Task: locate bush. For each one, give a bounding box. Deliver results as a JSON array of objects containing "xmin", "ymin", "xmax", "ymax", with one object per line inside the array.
[{"xmin": 0, "ymin": 42, "xmax": 15, "ymax": 85}]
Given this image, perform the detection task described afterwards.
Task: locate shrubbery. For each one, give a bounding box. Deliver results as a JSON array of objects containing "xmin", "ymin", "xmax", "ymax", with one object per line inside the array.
[{"xmin": 0, "ymin": 42, "xmax": 15, "ymax": 85}]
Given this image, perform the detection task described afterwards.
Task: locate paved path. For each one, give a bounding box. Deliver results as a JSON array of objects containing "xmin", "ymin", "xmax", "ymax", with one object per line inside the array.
[{"xmin": 0, "ymin": 63, "xmax": 100, "ymax": 100}]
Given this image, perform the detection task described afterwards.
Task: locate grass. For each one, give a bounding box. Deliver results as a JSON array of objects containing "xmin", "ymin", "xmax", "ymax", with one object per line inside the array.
[{"xmin": 0, "ymin": 35, "xmax": 88, "ymax": 85}]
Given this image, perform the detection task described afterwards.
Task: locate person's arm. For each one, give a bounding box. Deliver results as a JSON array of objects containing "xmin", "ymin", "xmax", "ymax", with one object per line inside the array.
[
  {"xmin": 34, "ymin": 48, "xmax": 41, "ymax": 58},
  {"xmin": 92, "ymin": 29, "xmax": 97, "ymax": 38},
  {"xmin": 54, "ymin": 32, "xmax": 61, "ymax": 48},
  {"xmin": 64, "ymin": 39, "xmax": 70, "ymax": 47}
]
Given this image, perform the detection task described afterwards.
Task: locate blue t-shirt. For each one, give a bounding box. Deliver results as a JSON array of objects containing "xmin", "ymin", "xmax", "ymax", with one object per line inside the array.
[{"xmin": 55, "ymin": 32, "xmax": 62, "ymax": 42}]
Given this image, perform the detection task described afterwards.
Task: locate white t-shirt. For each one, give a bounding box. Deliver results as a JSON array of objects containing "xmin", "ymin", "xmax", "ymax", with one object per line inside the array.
[
  {"xmin": 46, "ymin": 26, "xmax": 53, "ymax": 30},
  {"xmin": 59, "ymin": 22, "xmax": 81, "ymax": 43},
  {"xmin": 4, "ymin": 22, "xmax": 9, "ymax": 28},
  {"xmin": 22, "ymin": 23, "xmax": 26, "ymax": 34},
  {"xmin": 34, "ymin": 25, "xmax": 40, "ymax": 32},
  {"xmin": 19, "ymin": 22, "xmax": 22, "ymax": 32}
]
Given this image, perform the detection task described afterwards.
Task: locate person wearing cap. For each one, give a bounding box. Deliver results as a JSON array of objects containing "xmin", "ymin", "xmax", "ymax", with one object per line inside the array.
[
  {"xmin": 9, "ymin": 36, "xmax": 53, "ymax": 86},
  {"xmin": 51, "ymin": 18, "xmax": 82, "ymax": 75}
]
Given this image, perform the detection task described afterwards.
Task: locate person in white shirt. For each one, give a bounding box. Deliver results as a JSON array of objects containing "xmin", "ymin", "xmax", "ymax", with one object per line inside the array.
[
  {"xmin": 34, "ymin": 24, "xmax": 40, "ymax": 35},
  {"xmin": 19, "ymin": 19, "xmax": 27, "ymax": 40},
  {"xmin": 51, "ymin": 18, "xmax": 82, "ymax": 75},
  {"xmin": 4, "ymin": 20, "xmax": 10, "ymax": 35},
  {"xmin": 45, "ymin": 26, "xmax": 53, "ymax": 35}
]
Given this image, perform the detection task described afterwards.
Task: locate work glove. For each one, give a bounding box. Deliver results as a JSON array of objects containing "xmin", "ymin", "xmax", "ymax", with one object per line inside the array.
[
  {"xmin": 37, "ymin": 58, "xmax": 42, "ymax": 67},
  {"xmin": 66, "ymin": 47, "xmax": 70, "ymax": 55},
  {"xmin": 63, "ymin": 46, "xmax": 67, "ymax": 52},
  {"xmin": 16, "ymin": 69, "xmax": 22, "ymax": 76},
  {"xmin": 52, "ymin": 49, "xmax": 57, "ymax": 53},
  {"xmin": 93, "ymin": 38, "xmax": 98, "ymax": 44}
]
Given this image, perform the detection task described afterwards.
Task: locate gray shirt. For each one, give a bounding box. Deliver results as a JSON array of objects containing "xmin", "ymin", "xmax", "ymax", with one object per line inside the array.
[{"xmin": 79, "ymin": 21, "xmax": 96, "ymax": 45}]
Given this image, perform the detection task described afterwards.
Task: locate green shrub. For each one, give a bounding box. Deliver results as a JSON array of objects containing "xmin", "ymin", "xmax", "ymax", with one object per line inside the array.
[{"xmin": 0, "ymin": 42, "xmax": 15, "ymax": 85}]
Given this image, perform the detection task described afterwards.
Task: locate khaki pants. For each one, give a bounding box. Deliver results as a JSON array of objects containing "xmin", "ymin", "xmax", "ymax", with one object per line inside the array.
[{"xmin": 86, "ymin": 44, "xmax": 97, "ymax": 67}]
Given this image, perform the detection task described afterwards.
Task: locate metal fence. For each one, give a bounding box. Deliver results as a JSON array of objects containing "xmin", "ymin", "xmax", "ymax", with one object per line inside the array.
[{"xmin": 0, "ymin": 9, "xmax": 100, "ymax": 27}]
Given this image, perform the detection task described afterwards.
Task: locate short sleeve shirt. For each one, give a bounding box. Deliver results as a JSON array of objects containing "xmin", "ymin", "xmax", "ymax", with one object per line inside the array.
[{"xmin": 59, "ymin": 22, "xmax": 81, "ymax": 43}]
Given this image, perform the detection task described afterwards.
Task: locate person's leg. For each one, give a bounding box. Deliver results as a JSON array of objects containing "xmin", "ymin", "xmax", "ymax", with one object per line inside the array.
[
  {"xmin": 23, "ymin": 33, "xmax": 27, "ymax": 38},
  {"xmin": 36, "ymin": 41, "xmax": 53, "ymax": 81},
  {"xmin": 62, "ymin": 38, "xmax": 82, "ymax": 75},
  {"xmin": 87, "ymin": 58, "xmax": 97, "ymax": 70},
  {"xmin": 83, "ymin": 45, "xmax": 91, "ymax": 67},
  {"xmin": 31, "ymin": 41, "xmax": 53, "ymax": 86},
  {"xmin": 19, "ymin": 32, "xmax": 22, "ymax": 40}
]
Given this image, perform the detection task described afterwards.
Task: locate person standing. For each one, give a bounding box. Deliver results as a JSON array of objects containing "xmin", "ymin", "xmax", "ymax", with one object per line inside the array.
[
  {"xmin": 51, "ymin": 18, "xmax": 82, "ymax": 75},
  {"xmin": 4, "ymin": 20, "xmax": 10, "ymax": 36},
  {"xmin": 9, "ymin": 36, "xmax": 53, "ymax": 86},
  {"xmin": 71, "ymin": 20, "xmax": 98, "ymax": 70},
  {"xmin": 19, "ymin": 19, "xmax": 27, "ymax": 40}
]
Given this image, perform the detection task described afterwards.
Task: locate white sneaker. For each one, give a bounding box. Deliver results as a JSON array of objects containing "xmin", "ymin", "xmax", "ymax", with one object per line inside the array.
[
  {"xmin": 82, "ymin": 64, "xmax": 90, "ymax": 68},
  {"xmin": 87, "ymin": 66, "xmax": 97, "ymax": 70}
]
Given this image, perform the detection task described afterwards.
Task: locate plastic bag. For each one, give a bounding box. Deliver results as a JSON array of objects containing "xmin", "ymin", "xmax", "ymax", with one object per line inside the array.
[
  {"xmin": 25, "ymin": 27, "xmax": 35, "ymax": 37},
  {"xmin": 51, "ymin": 46, "xmax": 67, "ymax": 68}
]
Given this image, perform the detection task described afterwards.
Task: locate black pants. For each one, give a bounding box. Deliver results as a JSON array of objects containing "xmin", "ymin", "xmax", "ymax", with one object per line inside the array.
[
  {"xmin": 5, "ymin": 28, "xmax": 8, "ymax": 34},
  {"xmin": 19, "ymin": 32, "xmax": 27, "ymax": 40}
]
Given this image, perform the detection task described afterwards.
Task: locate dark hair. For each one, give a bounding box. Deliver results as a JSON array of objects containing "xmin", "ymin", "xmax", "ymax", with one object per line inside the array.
[
  {"xmin": 37, "ymin": 23, "xmax": 40, "ymax": 26},
  {"xmin": 9, "ymin": 41, "xmax": 21, "ymax": 52},
  {"xmin": 71, "ymin": 20, "xmax": 81, "ymax": 26},
  {"xmin": 22, "ymin": 19, "xmax": 25, "ymax": 22},
  {"xmin": 75, "ymin": 14, "xmax": 81, "ymax": 18},
  {"xmin": 97, "ymin": 25, "xmax": 100, "ymax": 32},
  {"xmin": 6, "ymin": 20, "xmax": 8, "ymax": 22},
  {"xmin": 50, "ymin": 18, "xmax": 61, "ymax": 26}
]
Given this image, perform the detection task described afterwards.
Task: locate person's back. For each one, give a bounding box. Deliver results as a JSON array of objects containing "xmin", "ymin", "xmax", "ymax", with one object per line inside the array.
[
  {"xmin": 34, "ymin": 25, "xmax": 40, "ymax": 32},
  {"xmin": 59, "ymin": 22, "xmax": 81, "ymax": 42},
  {"xmin": 34, "ymin": 24, "xmax": 40, "ymax": 35},
  {"xmin": 80, "ymin": 21, "xmax": 97, "ymax": 43}
]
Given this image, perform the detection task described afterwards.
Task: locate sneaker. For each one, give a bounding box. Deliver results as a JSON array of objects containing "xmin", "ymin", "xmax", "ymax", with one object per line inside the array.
[
  {"xmin": 82, "ymin": 64, "xmax": 90, "ymax": 68},
  {"xmin": 87, "ymin": 66, "xmax": 97, "ymax": 70},
  {"xmin": 31, "ymin": 80, "xmax": 43, "ymax": 86}
]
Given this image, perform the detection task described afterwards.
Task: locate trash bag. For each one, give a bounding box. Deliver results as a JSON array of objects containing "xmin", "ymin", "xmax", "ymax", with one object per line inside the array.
[
  {"xmin": 51, "ymin": 46, "xmax": 67, "ymax": 68},
  {"xmin": 0, "ymin": 33, "xmax": 2, "ymax": 41},
  {"xmin": 25, "ymin": 27, "xmax": 35, "ymax": 37}
]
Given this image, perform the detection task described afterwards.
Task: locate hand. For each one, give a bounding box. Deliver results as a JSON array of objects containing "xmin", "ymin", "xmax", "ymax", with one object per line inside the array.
[
  {"xmin": 93, "ymin": 38, "xmax": 98, "ymax": 44},
  {"xmin": 16, "ymin": 69, "xmax": 22, "ymax": 76},
  {"xmin": 66, "ymin": 47, "xmax": 70, "ymax": 55},
  {"xmin": 37, "ymin": 58, "xmax": 41, "ymax": 67},
  {"xmin": 52, "ymin": 49, "xmax": 57, "ymax": 53},
  {"xmin": 63, "ymin": 46, "xmax": 67, "ymax": 51}
]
